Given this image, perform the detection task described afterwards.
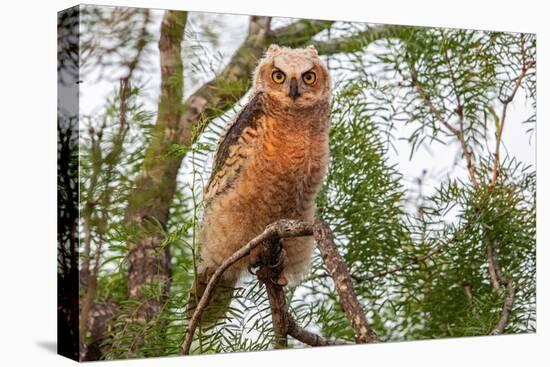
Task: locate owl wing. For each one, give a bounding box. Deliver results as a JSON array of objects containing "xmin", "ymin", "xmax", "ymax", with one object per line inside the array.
[{"xmin": 204, "ymin": 92, "xmax": 264, "ymax": 205}]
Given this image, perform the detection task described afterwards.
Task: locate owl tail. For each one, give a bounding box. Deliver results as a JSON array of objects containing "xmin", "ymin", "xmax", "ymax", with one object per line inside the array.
[{"xmin": 186, "ymin": 267, "xmax": 237, "ymax": 328}]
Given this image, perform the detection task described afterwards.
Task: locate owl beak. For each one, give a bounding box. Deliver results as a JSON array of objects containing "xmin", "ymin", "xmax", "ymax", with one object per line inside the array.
[{"xmin": 288, "ymin": 77, "xmax": 300, "ymax": 100}]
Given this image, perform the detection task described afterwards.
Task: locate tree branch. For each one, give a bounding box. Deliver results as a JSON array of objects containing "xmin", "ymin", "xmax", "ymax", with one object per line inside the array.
[
  {"xmin": 181, "ymin": 219, "xmax": 374, "ymax": 355},
  {"xmin": 491, "ymin": 280, "xmax": 515, "ymax": 335},
  {"xmin": 462, "ymin": 283, "xmax": 476, "ymax": 315},
  {"xmin": 288, "ymin": 317, "xmax": 346, "ymax": 346},
  {"xmin": 407, "ymin": 66, "xmax": 459, "ymax": 136},
  {"xmin": 80, "ymin": 77, "xmax": 132, "ymax": 357},
  {"xmin": 81, "ymin": 302, "xmax": 119, "ymax": 361},
  {"xmin": 181, "ymin": 220, "xmax": 313, "ymax": 355},
  {"xmin": 256, "ymin": 238, "xmax": 290, "ymax": 349},
  {"xmin": 313, "ymin": 220, "xmax": 379, "ymax": 343},
  {"xmin": 124, "ymin": 10, "xmax": 150, "ymax": 80},
  {"xmin": 486, "ymin": 240, "xmax": 502, "ymax": 292},
  {"xmin": 404, "ymin": 58, "xmax": 482, "ymax": 191},
  {"xmin": 482, "ymin": 36, "xmax": 534, "ymax": 336}
]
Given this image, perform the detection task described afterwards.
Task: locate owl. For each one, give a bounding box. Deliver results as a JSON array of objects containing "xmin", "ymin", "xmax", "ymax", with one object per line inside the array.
[{"xmin": 187, "ymin": 44, "xmax": 331, "ymax": 325}]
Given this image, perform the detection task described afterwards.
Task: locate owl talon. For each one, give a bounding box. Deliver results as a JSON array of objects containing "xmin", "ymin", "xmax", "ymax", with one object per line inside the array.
[
  {"xmin": 269, "ymin": 247, "xmax": 288, "ymax": 269},
  {"xmin": 268, "ymin": 256, "xmax": 284, "ymax": 269},
  {"xmin": 274, "ymin": 242, "xmax": 283, "ymax": 256},
  {"xmin": 249, "ymin": 246, "xmax": 263, "ymax": 268},
  {"xmin": 273, "ymin": 272, "xmax": 288, "ymax": 286}
]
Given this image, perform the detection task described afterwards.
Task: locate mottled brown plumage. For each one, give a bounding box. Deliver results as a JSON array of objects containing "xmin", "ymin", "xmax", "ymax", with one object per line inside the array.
[{"xmin": 188, "ymin": 45, "xmax": 331, "ymax": 325}]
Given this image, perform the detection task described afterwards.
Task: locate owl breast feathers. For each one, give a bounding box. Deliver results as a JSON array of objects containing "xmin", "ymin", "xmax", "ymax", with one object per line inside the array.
[{"xmin": 187, "ymin": 44, "xmax": 331, "ymax": 325}]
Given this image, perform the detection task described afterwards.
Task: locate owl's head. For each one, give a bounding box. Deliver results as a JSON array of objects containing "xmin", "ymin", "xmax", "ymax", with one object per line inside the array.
[{"xmin": 253, "ymin": 44, "xmax": 331, "ymax": 109}]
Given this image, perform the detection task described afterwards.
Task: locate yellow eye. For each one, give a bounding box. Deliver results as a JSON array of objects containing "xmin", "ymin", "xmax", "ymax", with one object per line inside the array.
[
  {"xmin": 271, "ymin": 70, "xmax": 286, "ymax": 84},
  {"xmin": 302, "ymin": 71, "xmax": 316, "ymax": 85}
]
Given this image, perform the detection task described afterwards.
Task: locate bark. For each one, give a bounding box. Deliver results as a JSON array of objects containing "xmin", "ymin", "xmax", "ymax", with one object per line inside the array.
[
  {"xmin": 256, "ymin": 239, "xmax": 290, "ymax": 349},
  {"xmin": 81, "ymin": 302, "xmax": 119, "ymax": 361},
  {"xmin": 313, "ymin": 220, "xmax": 379, "ymax": 343},
  {"xmin": 124, "ymin": 9, "xmax": 187, "ymax": 323},
  {"xmin": 486, "ymin": 239, "xmax": 516, "ymax": 335},
  {"xmin": 491, "ymin": 281, "xmax": 515, "ymax": 335},
  {"xmin": 287, "ymin": 318, "xmax": 345, "ymax": 346}
]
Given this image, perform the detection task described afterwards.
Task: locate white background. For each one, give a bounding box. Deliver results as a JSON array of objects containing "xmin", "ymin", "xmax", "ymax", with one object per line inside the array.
[{"xmin": 0, "ymin": 0, "xmax": 547, "ymax": 366}]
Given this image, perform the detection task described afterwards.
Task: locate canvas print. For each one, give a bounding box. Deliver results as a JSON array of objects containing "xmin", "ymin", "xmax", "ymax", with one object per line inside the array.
[{"xmin": 57, "ymin": 4, "xmax": 536, "ymax": 361}]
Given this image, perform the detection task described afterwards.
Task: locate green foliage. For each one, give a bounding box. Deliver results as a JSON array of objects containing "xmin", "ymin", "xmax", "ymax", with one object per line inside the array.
[
  {"xmin": 310, "ymin": 80, "xmax": 412, "ymax": 341},
  {"xmin": 397, "ymin": 157, "xmax": 536, "ymax": 339}
]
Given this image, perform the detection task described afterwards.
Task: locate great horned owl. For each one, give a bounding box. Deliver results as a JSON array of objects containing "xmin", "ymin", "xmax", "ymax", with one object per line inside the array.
[{"xmin": 188, "ymin": 44, "xmax": 331, "ymax": 325}]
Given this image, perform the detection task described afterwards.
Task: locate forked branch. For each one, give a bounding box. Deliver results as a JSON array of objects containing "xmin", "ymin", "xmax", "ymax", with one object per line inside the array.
[{"xmin": 181, "ymin": 219, "xmax": 377, "ymax": 355}]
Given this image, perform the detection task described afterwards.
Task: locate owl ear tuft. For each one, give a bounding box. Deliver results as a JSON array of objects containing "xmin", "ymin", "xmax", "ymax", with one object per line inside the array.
[
  {"xmin": 266, "ymin": 44, "xmax": 282, "ymax": 56},
  {"xmin": 305, "ymin": 45, "xmax": 319, "ymax": 57}
]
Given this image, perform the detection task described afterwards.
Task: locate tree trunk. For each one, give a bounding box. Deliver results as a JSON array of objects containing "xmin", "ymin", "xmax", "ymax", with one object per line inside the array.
[{"xmin": 124, "ymin": 9, "xmax": 187, "ymax": 324}]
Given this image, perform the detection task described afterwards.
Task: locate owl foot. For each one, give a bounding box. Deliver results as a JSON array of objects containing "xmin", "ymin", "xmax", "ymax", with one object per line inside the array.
[
  {"xmin": 272, "ymin": 248, "xmax": 289, "ymax": 286},
  {"xmin": 249, "ymin": 245, "xmax": 263, "ymax": 269},
  {"xmin": 268, "ymin": 248, "xmax": 287, "ymax": 269},
  {"xmin": 275, "ymin": 271, "xmax": 288, "ymax": 286}
]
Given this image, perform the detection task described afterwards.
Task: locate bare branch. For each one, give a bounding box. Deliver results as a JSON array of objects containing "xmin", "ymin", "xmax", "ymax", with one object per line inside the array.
[
  {"xmin": 407, "ymin": 67, "xmax": 459, "ymax": 136},
  {"xmin": 255, "ymin": 232, "xmax": 347, "ymax": 349},
  {"xmin": 288, "ymin": 317, "xmax": 347, "ymax": 346},
  {"xmin": 124, "ymin": 9, "xmax": 150, "ymax": 80},
  {"xmin": 313, "ymin": 220, "xmax": 379, "ymax": 343},
  {"xmin": 404, "ymin": 59, "xmax": 481, "ymax": 190}
]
